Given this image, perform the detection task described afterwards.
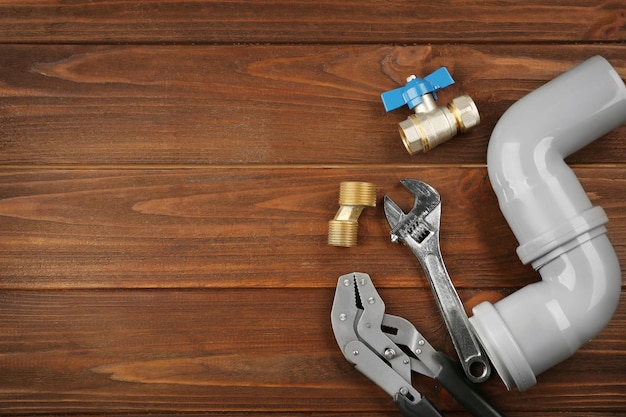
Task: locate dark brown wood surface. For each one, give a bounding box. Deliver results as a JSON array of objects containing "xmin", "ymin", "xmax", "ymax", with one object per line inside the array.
[{"xmin": 0, "ymin": 2, "xmax": 624, "ymax": 416}]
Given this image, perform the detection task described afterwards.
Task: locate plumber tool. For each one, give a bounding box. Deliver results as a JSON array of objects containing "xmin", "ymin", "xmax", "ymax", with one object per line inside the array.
[
  {"xmin": 328, "ymin": 181, "xmax": 377, "ymax": 247},
  {"xmin": 381, "ymin": 67, "xmax": 480, "ymax": 155},
  {"xmin": 331, "ymin": 272, "xmax": 505, "ymax": 417},
  {"xmin": 384, "ymin": 179, "xmax": 490, "ymax": 383}
]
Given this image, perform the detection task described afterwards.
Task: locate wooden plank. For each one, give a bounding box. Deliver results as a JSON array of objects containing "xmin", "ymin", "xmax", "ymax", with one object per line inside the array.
[
  {"xmin": 0, "ymin": 288, "xmax": 624, "ymax": 414},
  {"xmin": 3, "ymin": 414, "xmax": 615, "ymax": 417},
  {"xmin": 0, "ymin": 2, "xmax": 623, "ymax": 417},
  {"xmin": 0, "ymin": 414, "xmax": 617, "ymax": 417},
  {"xmin": 0, "ymin": 44, "xmax": 624, "ymax": 165},
  {"xmin": 0, "ymin": 1, "xmax": 623, "ymax": 44},
  {"xmin": 0, "ymin": 167, "xmax": 624, "ymax": 290}
]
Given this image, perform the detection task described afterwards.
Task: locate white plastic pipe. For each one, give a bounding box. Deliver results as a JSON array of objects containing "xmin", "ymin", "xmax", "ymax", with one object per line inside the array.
[{"xmin": 469, "ymin": 56, "xmax": 626, "ymax": 391}]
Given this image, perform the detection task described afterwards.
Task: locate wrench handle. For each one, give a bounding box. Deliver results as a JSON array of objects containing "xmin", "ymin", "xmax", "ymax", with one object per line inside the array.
[{"xmin": 405, "ymin": 236, "xmax": 491, "ymax": 383}]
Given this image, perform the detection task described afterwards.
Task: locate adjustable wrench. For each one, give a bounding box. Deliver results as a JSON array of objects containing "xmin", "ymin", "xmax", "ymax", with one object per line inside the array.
[{"xmin": 384, "ymin": 179, "xmax": 491, "ymax": 383}]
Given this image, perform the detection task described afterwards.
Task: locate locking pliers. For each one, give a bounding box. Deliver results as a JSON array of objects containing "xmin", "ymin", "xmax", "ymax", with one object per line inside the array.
[{"xmin": 331, "ymin": 272, "xmax": 505, "ymax": 417}]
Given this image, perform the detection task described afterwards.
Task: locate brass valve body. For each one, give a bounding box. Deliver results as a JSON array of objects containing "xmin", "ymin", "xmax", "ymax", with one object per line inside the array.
[
  {"xmin": 328, "ymin": 182, "xmax": 377, "ymax": 247},
  {"xmin": 399, "ymin": 94, "xmax": 480, "ymax": 154}
]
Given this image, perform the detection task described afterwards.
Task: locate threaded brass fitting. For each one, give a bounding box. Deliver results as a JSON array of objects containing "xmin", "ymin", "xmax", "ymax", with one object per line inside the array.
[
  {"xmin": 398, "ymin": 94, "xmax": 480, "ymax": 154},
  {"xmin": 328, "ymin": 182, "xmax": 377, "ymax": 247}
]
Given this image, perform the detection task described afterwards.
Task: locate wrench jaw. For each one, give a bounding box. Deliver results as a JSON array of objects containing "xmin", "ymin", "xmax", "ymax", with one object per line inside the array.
[
  {"xmin": 400, "ymin": 179, "xmax": 441, "ymax": 214},
  {"xmin": 383, "ymin": 196, "xmax": 407, "ymax": 244},
  {"xmin": 383, "ymin": 179, "xmax": 442, "ymax": 247}
]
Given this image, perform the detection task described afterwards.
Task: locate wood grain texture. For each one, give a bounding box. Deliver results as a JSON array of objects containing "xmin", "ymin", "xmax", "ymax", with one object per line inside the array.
[
  {"xmin": 0, "ymin": 44, "xmax": 625, "ymax": 165},
  {"xmin": 1, "ymin": 167, "xmax": 625, "ymax": 291},
  {"xmin": 0, "ymin": 289, "xmax": 624, "ymax": 414},
  {"xmin": 1, "ymin": 1, "xmax": 625, "ymax": 416},
  {"xmin": 0, "ymin": 1, "xmax": 623, "ymax": 43}
]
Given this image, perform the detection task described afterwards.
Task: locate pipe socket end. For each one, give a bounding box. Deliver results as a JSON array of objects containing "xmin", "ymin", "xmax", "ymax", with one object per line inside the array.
[
  {"xmin": 470, "ymin": 303, "xmax": 537, "ymax": 391},
  {"xmin": 518, "ymin": 206, "xmax": 608, "ymax": 268}
]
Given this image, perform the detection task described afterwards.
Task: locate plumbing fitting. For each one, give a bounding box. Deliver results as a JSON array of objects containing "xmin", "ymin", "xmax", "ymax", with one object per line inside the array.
[
  {"xmin": 381, "ymin": 67, "xmax": 480, "ymax": 154},
  {"xmin": 469, "ymin": 56, "xmax": 626, "ymax": 391},
  {"xmin": 328, "ymin": 182, "xmax": 376, "ymax": 247}
]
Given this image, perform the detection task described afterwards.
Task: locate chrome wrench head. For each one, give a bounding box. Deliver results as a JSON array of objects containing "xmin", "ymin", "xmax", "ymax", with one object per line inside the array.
[
  {"xmin": 384, "ymin": 179, "xmax": 491, "ymax": 384},
  {"xmin": 384, "ymin": 179, "xmax": 441, "ymax": 245}
]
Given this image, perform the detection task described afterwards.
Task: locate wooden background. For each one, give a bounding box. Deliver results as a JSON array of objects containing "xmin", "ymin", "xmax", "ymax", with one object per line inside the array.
[{"xmin": 0, "ymin": 1, "xmax": 624, "ymax": 416}]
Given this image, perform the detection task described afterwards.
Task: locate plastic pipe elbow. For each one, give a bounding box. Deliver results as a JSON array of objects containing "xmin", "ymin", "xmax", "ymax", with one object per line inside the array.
[{"xmin": 469, "ymin": 56, "xmax": 626, "ymax": 391}]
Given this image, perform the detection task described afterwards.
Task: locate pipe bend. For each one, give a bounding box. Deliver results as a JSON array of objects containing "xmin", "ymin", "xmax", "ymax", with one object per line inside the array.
[{"xmin": 471, "ymin": 56, "xmax": 626, "ymax": 391}]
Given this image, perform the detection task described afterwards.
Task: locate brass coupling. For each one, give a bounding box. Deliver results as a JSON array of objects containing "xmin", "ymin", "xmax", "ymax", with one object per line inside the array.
[
  {"xmin": 399, "ymin": 94, "xmax": 480, "ymax": 154},
  {"xmin": 328, "ymin": 182, "xmax": 376, "ymax": 247}
]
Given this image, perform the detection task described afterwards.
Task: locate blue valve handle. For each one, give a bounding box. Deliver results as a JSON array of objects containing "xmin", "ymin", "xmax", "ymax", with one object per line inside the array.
[{"xmin": 381, "ymin": 67, "xmax": 455, "ymax": 112}]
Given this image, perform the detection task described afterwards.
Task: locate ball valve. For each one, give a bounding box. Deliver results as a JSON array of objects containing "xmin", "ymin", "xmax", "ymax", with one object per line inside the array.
[{"xmin": 381, "ymin": 67, "xmax": 480, "ymax": 154}]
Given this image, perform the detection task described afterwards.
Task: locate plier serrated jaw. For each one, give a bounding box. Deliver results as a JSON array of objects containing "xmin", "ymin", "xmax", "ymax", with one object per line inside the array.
[{"xmin": 331, "ymin": 272, "xmax": 440, "ymax": 416}]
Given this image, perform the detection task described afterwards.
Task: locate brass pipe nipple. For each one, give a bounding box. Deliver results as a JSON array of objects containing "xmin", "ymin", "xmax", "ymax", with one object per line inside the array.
[{"xmin": 328, "ymin": 182, "xmax": 377, "ymax": 247}]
